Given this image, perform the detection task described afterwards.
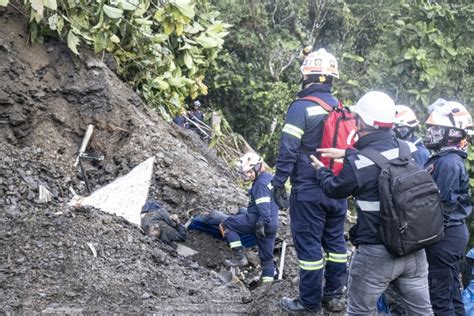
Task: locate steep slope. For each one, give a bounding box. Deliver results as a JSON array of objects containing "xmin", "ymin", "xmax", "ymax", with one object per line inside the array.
[{"xmin": 0, "ymin": 8, "xmax": 303, "ymax": 314}]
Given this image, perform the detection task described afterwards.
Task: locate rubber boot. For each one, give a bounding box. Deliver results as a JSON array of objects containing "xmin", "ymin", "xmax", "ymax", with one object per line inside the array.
[{"xmin": 224, "ymin": 247, "xmax": 248, "ymax": 267}]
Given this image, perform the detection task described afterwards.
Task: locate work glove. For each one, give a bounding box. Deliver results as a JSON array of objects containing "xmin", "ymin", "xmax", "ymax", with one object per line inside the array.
[
  {"xmin": 273, "ymin": 185, "xmax": 289, "ymax": 210},
  {"xmin": 256, "ymin": 222, "xmax": 265, "ymax": 238}
]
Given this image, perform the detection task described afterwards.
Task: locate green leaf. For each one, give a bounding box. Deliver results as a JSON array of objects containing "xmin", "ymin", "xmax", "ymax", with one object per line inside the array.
[
  {"xmin": 195, "ymin": 34, "xmax": 219, "ymax": 48},
  {"xmin": 110, "ymin": 34, "xmax": 120, "ymax": 43},
  {"xmin": 342, "ymin": 52, "xmax": 364, "ymax": 62},
  {"xmin": 48, "ymin": 14, "xmax": 58, "ymax": 30},
  {"xmin": 30, "ymin": 0, "xmax": 44, "ymax": 17},
  {"xmin": 43, "ymin": 0, "xmax": 57, "ymax": 10},
  {"xmin": 0, "ymin": 0, "xmax": 10, "ymax": 6},
  {"xmin": 172, "ymin": 0, "xmax": 195, "ymax": 19},
  {"xmin": 67, "ymin": 30, "xmax": 80, "ymax": 55},
  {"xmin": 183, "ymin": 51, "xmax": 193, "ymax": 69},
  {"xmin": 120, "ymin": 0, "xmax": 138, "ymax": 10},
  {"xmin": 103, "ymin": 5, "xmax": 123, "ymax": 19}
]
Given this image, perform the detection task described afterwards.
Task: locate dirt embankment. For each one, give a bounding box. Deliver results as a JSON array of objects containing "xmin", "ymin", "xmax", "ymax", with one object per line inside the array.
[{"xmin": 0, "ymin": 8, "xmax": 302, "ymax": 314}]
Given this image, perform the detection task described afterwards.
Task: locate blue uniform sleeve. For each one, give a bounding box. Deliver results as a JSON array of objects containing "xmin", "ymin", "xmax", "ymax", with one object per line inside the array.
[
  {"xmin": 315, "ymin": 155, "xmax": 359, "ymax": 199},
  {"xmin": 432, "ymin": 158, "xmax": 464, "ymax": 208},
  {"xmin": 274, "ymin": 102, "xmax": 306, "ymax": 187},
  {"xmin": 413, "ymin": 143, "xmax": 430, "ymax": 167},
  {"xmin": 252, "ymin": 182, "xmax": 273, "ymax": 224}
]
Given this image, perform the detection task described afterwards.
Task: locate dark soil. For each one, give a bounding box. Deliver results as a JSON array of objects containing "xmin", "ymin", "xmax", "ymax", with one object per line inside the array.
[{"xmin": 0, "ymin": 7, "xmax": 310, "ymax": 314}]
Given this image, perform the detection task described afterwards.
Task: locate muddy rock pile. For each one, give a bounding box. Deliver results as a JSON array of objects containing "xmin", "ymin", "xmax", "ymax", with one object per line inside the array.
[{"xmin": 1, "ymin": 9, "xmax": 303, "ymax": 314}]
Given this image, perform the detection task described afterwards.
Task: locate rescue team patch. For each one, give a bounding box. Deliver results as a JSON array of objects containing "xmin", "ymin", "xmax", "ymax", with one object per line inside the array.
[
  {"xmin": 426, "ymin": 163, "xmax": 434, "ymax": 174},
  {"xmin": 306, "ymin": 106, "xmax": 327, "ymax": 117}
]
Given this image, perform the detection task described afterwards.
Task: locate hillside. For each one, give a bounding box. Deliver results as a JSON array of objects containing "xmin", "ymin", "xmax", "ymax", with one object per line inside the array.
[{"xmin": 0, "ymin": 9, "xmax": 302, "ymax": 314}]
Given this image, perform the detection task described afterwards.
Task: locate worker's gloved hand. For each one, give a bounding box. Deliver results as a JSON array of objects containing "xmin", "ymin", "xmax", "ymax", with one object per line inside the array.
[
  {"xmin": 255, "ymin": 222, "xmax": 265, "ymax": 238},
  {"xmin": 273, "ymin": 185, "xmax": 289, "ymax": 210}
]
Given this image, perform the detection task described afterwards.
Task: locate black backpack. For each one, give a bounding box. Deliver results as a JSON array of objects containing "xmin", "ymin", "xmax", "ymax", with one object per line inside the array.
[{"xmin": 361, "ymin": 139, "xmax": 444, "ymax": 256}]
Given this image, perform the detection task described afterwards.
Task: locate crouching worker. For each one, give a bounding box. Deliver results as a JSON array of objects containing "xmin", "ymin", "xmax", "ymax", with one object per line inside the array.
[
  {"xmin": 220, "ymin": 152, "xmax": 279, "ymax": 284},
  {"xmin": 141, "ymin": 199, "xmax": 187, "ymax": 243}
]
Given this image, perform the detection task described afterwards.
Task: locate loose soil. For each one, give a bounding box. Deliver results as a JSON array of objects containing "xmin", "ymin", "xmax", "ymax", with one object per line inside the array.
[{"xmin": 0, "ymin": 8, "xmax": 312, "ymax": 314}]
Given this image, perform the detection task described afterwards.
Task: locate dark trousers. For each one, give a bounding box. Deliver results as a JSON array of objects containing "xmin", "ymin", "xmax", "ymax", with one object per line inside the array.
[
  {"xmin": 289, "ymin": 191, "xmax": 347, "ymax": 310},
  {"xmin": 426, "ymin": 223, "xmax": 469, "ymax": 316},
  {"xmin": 223, "ymin": 211, "xmax": 277, "ymax": 278}
]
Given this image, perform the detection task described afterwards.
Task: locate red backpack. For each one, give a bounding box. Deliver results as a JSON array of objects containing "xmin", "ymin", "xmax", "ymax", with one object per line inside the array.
[{"xmin": 301, "ymin": 96, "xmax": 358, "ymax": 175}]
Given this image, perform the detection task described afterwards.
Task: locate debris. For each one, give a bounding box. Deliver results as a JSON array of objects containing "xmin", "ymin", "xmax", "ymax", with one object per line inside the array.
[
  {"xmin": 74, "ymin": 125, "xmax": 94, "ymax": 168},
  {"xmin": 38, "ymin": 185, "xmax": 53, "ymax": 203},
  {"xmin": 87, "ymin": 242, "xmax": 97, "ymax": 257},
  {"xmin": 176, "ymin": 243, "xmax": 198, "ymax": 257},
  {"xmin": 69, "ymin": 157, "xmax": 155, "ymax": 226},
  {"xmin": 278, "ymin": 240, "xmax": 287, "ymax": 280}
]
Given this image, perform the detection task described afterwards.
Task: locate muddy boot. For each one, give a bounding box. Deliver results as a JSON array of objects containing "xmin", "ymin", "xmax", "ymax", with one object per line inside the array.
[
  {"xmin": 322, "ymin": 295, "xmax": 346, "ymax": 312},
  {"xmin": 279, "ymin": 297, "xmax": 323, "ymax": 314},
  {"xmin": 224, "ymin": 247, "xmax": 248, "ymax": 267}
]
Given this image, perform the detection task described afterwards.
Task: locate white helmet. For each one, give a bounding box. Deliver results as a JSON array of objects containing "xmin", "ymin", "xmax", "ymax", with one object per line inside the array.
[
  {"xmin": 394, "ymin": 105, "xmax": 419, "ymax": 127},
  {"xmin": 424, "ymin": 99, "xmax": 473, "ymax": 149},
  {"xmin": 351, "ymin": 91, "xmax": 395, "ymax": 129},
  {"xmin": 425, "ymin": 99, "xmax": 472, "ymax": 132},
  {"xmin": 300, "ymin": 48, "xmax": 339, "ymax": 78},
  {"xmin": 237, "ymin": 152, "xmax": 262, "ymax": 180}
]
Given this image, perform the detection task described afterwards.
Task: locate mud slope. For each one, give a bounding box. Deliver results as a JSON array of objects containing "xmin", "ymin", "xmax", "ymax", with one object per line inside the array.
[{"xmin": 0, "ymin": 9, "xmax": 305, "ymax": 314}]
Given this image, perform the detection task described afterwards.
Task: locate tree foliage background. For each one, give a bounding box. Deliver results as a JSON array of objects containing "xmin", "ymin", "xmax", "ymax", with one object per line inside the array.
[{"xmin": 2, "ymin": 0, "xmax": 474, "ymax": 242}]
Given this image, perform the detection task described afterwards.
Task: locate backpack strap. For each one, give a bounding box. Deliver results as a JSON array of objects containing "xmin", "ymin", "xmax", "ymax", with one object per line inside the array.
[
  {"xmin": 300, "ymin": 95, "xmax": 334, "ymax": 112},
  {"xmin": 396, "ymin": 139, "xmax": 411, "ymax": 161},
  {"xmin": 360, "ymin": 147, "xmax": 390, "ymax": 169}
]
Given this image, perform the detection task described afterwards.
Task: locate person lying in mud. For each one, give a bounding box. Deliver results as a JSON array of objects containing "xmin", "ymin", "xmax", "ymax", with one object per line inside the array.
[{"xmin": 140, "ymin": 199, "xmax": 187, "ymax": 243}]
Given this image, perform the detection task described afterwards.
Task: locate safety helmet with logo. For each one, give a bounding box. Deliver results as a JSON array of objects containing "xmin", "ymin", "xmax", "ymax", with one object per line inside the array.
[
  {"xmin": 237, "ymin": 152, "xmax": 263, "ymax": 181},
  {"xmin": 351, "ymin": 91, "xmax": 395, "ymax": 130},
  {"xmin": 424, "ymin": 99, "xmax": 473, "ymax": 150},
  {"xmin": 300, "ymin": 48, "xmax": 339, "ymax": 79},
  {"xmin": 393, "ymin": 105, "xmax": 420, "ymax": 139}
]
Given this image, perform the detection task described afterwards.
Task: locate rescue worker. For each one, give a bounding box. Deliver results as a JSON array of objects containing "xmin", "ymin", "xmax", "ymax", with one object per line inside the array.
[
  {"xmin": 220, "ymin": 152, "xmax": 279, "ymax": 284},
  {"xmin": 310, "ymin": 91, "xmax": 433, "ymax": 315},
  {"xmin": 423, "ymin": 99, "xmax": 473, "ymax": 315},
  {"xmin": 377, "ymin": 104, "xmax": 432, "ymax": 314},
  {"xmin": 140, "ymin": 199, "xmax": 187, "ymax": 243},
  {"xmin": 274, "ymin": 48, "xmax": 347, "ymax": 313},
  {"xmin": 189, "ymin": 100, "xmax": 204, "ymax": 124},
  {"xmin": 172, "ymin": 108, "xmax": 189, "ymax": 129},
  {"xmin": 393, "ymin": 104, "xmax": 430, "ymax": 166}
]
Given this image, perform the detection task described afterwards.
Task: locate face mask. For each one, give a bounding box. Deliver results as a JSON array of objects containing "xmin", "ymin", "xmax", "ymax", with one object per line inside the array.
[
  {"xmin": 425, "ymin": 126, "xmax": 446, "ymax": 150},
  {"xmin": 393, "ymin": 126, "xmax": 412, "ymax": 139}
]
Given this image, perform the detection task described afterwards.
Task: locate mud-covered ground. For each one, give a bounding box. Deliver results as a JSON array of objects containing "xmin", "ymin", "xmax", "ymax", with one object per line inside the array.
[{"xmin": 0, "ymin": 9, "xmax": 320, "ymax": 314}]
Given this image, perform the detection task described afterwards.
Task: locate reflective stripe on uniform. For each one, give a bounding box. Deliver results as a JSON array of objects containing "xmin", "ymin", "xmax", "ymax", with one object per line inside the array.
[
  {"xmin": 306, "ymin": 106, "xmax": 328, "ymax": 117},
  {"xmin": 356, "ymin": 200, "xmax": 380, "ymax": 211},
  {"xmin": 255, "ymin": 197, "xmax": 271, "ymax": 204},
  {"xmin": 262, "ymin": 276, "xmax": 273, "ymax": 283},
  {"xmin": 282, "ymin": 124, "xmax": 304, "ymax": 139},
  {"xmin": 299, "ymin": 259, "xmax": 324, "ymax": 271},
  {"xmin": 327, "ymin": 252, "xmax": 347, "ymax": 263},
  {"xmin": 355, "ymin": 145, "xmax": 418, "ymax": 169},
  {"xmin": 229, "ymin": 241, "xmax": 242, "ymax": 248}
]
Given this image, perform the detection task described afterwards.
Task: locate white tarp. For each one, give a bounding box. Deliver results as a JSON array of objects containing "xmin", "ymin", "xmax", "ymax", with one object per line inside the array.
[{"xmin": 69, "ymin": 157, "xmax": 155, "ymax": 226}]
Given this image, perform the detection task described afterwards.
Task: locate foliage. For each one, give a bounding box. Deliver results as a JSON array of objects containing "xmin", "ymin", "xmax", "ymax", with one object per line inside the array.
[
  {"xmin": 2, "ymin": 0, "xmax": 230, "ymax": 118},
  {"xmin": 207, "ymin": 0, "xmax": 473, "ymax": 165}
]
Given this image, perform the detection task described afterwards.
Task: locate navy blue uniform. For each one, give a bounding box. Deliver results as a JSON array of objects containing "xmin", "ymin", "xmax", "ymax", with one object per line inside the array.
[
  {"xmin": 274, "ymin": 83, "xmax": 347, "ymax": 309},
  {"xmin": 410, "ymin": 135, "xmax": 430, "ymax": 166},
  {"xmin": 424, "ymin": 149, "xmax": 472, "ymax": 315},
  {"xmin": 173, "ymin": 115, "xmax": 188, "ymax": 128},
  {"xmin": 223, "ymin": 172, "xmax": 279, "ymax": 281},
  {"xmin": 315, "ymin": 131, "xmax": 418, "ymax": 246}
]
